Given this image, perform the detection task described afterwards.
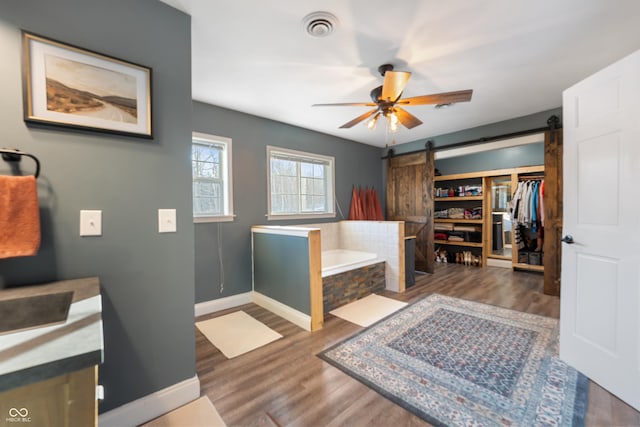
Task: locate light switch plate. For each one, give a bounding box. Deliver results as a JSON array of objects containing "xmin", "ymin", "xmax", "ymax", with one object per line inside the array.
[
  {"xmin": 80, "ymin": 210, "xmax": 102, "ymax": 236},
  {"xmin": 96, "ymin": 385, "xmax": 104, "ymax": 401},
  {"xmin": 158, "ymin": 209, "xmax": 177, "ymax": 233}
]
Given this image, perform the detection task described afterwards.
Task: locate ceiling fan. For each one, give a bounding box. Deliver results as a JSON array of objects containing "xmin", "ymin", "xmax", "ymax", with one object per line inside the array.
[{"xmin": 313, "ymin": 64, "xmax": 473, "ymax": 131}]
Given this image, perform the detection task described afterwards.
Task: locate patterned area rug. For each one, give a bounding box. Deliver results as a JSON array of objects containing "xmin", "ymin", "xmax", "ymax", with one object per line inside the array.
[{"xmin": 318, "ymin": 294, "xmax": 588, "ymax": 427}]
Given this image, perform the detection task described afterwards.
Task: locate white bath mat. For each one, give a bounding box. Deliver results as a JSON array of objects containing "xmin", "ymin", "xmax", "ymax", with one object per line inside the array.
[
  {"xmin": 329, "ymin": 294, "xmax": 408, "ymax": 327},
  {"xmin": 142, "ymin": 396, "xmax": 227, "ymax": 427},
  {"xmin": 195, "ymin": 311, "xmax": 282, "ymax": 358}
]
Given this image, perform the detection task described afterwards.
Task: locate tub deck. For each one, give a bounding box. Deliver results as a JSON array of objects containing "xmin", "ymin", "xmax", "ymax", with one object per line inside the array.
[{"xmin": 321, "ymin": 249, "xmax": 381, "ymax": 277}]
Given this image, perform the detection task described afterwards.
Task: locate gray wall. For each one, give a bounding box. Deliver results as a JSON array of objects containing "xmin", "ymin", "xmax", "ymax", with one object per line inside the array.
[
  {"xmin": 0, "ymin": 0, "xmax": 194, "ymax": 413},
  {"xmin": 384, "ymin": 108, "xmax": 561, "ymax": 177},
  {"xmin": 435, "ymin": 143, "xmax": 544, "ymax": 175},
  {"xmin": 253, "ymin": 233, "xmax": 311, "ymax": 314},
  {"xmin": 193, "ymin": 102, "xmax": 383, "ymax": 303}
]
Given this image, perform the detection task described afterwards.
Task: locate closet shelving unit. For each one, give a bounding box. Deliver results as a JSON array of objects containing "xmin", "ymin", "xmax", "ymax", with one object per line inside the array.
[
  {"xmin": 434, "ymin": 172, "xmax": 488, "ymax": 265},
  {"xmin": 434, "ymin": 165, "xmax": 545, "ymax": 270}
]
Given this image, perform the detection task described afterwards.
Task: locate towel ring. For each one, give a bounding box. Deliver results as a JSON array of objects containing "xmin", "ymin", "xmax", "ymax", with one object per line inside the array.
[{"xmin": 1, "ymin": 148, "xmax": 40, "ymax": 178}]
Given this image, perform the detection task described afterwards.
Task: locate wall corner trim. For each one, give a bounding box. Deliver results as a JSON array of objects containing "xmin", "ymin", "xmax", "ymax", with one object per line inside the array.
[
  {"xmin": 194, "ymin": 292, "xmax": 253, "ymax": 317},
  {"xmin": 98, "ymin": 374, "xmax": 200, "ymax": 427},
  {"xmin": 252, "ymin": 291, "xmax": 311, "ymax": 331}
]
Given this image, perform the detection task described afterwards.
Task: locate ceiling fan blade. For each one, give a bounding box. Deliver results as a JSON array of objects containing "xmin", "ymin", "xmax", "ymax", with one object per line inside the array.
[
  {"xmin": 313, "ymin": 102, "xmax": 377, "ymax": 107},
  {"xmin": 381, "ymin": 71, "xmax": 411, "ymax": 102},
  {"xmin": 398, "ymin": 89, "xmax": 473, "ymax": 106},
  {"xmin": 339, "ymin": 108, "xmax": 379, "ymax": 128},
  {"xmin": 394, "ymin": 107, "xmax": 423, "ymax": 129}
]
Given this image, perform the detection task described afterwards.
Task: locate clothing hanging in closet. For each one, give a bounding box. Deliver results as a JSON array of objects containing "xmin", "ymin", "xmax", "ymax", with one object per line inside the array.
[
  {"xmin": 510, "ymin": 179, "xmax": 544, "ymax": 228},
  {"xmin": 510, "ymin": 179, "xmax": 544, "ymax": 251}
]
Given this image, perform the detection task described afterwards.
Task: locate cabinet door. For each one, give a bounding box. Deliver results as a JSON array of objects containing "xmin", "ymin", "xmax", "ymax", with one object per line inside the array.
[{"xmin": 0, "ymin": 366, "xmax": 97, "ymax": 427}]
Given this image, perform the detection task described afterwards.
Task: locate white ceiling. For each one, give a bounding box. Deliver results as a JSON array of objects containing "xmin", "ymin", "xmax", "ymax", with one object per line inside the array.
[{"xmin": 159, "ymin": 0, "xmax": 640, "ymax": 147}]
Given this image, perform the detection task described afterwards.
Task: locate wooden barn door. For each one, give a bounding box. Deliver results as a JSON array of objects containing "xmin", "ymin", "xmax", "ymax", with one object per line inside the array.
[
  {"xmin": 386, "ymin": 148, "xmax": 434, "ymax": 273},
  {"xmin": 543, "ymin": 122, "xmax": 563, "ymax": 296}
]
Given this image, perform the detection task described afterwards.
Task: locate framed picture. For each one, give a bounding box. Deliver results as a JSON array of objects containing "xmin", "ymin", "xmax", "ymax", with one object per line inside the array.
[{"xmin": 22, "ymin": 31, "xmax": 152, "ymax": 138}]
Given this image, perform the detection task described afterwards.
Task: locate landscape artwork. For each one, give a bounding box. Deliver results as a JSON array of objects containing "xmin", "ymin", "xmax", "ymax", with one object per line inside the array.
[
  {"xmin": 45, "ymin": 55, "xmax": 138, "ymax": 124},
  {"xmin": 23, "ymin": 32, "xmax": 152, "ymax": 138}
]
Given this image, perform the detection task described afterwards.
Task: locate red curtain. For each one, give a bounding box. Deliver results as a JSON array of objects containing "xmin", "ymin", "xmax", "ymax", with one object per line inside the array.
[{"xmin": 349, "ymin": 186, "xmax": 384, "ymax": 220}]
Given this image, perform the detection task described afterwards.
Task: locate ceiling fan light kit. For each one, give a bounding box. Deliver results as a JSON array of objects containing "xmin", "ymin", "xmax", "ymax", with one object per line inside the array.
[
  {"xmin": 366, "ymin": 110, "xmax": 399, "ymax": 133},
  {"xmin": 384, "ymin": 110, "xmax": 400, "ymax": 132},
  {"xmin": 313, "ymin": 64, "xmax": 473, "ymax": 131},
  {"xmin": 367, "ymin": 112, "xmax": 381, "ymax": 130}
]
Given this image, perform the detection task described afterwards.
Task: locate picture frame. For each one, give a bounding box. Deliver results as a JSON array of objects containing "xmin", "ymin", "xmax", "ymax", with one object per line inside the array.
[{"xmin": 22, "ymin": 31, "xmax": 153, "ymax": 139}]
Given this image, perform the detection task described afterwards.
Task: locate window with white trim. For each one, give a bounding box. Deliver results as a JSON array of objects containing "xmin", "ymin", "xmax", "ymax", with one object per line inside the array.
[
  {"xmin": 267, "ymin": 146, "xmax": 335, "ymax": 220},
  {"xmin": 192, "ymin": 132, "xmax": 234, "ymax": 222}
]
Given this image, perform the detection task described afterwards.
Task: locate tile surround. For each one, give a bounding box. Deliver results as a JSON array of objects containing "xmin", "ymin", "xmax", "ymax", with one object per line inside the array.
[{"xmin": 300, "ymin": 221, "xmax": 404, "ymax": 291}]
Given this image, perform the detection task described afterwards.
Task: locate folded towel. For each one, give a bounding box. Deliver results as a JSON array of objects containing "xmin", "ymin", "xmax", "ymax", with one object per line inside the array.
[
  {"xmin": 453, "ymin": 225, "xmax": 480, "ymax": 232},
  {"xmin": 0, "ymin": 175, "xmax": 41, "ymax": 259},
  {"xmin": 434, "ymin": 223, "xmax": 454, "ymax": 231}
]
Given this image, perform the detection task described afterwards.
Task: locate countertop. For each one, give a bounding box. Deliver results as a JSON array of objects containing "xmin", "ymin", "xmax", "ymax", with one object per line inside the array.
[{"xmin": 0, "ymin": 277, "xmax": 103, "ymax": 393}]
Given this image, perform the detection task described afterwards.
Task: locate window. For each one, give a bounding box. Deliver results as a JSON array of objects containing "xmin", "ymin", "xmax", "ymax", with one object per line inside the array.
[
  {"xmin": 267, "ymin": 146, "xmax": 335, "ymax": 220},
  {"xmin": 192, "ymin": 132, "xmax": 233, "ymax": 222}
]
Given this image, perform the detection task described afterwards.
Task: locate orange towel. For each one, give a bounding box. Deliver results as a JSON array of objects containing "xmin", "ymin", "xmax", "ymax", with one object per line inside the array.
[{"xmin": 0, "ymin": 175, "xmax": 41, "ymax": 259}]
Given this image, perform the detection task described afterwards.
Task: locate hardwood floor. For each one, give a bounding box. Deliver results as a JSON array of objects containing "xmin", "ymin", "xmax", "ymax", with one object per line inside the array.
[{"xmin": 196, "ymin": 264, "xmax": 640, "ymax": 426}]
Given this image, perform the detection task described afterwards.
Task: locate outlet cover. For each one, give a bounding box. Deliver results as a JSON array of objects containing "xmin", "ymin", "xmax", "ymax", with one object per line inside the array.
[
  {"xmin": 80, "ymin": 210, "xmax": 102, "ymax": 236},
  {"xmin": 158, "ymin": 209, "xmax": 177, "ymax": 233}
]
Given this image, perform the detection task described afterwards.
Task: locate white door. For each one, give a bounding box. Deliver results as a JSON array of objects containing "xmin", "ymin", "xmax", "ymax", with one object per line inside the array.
[{"xmin": 561, "ymin": 49, "xmax": 640, "ymax": 410}]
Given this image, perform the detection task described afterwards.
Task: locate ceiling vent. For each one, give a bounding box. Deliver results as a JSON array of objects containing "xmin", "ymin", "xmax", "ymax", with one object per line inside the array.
[{"xmin": 303, "ymin": 12, "xmax": 338, "ymax": 38}]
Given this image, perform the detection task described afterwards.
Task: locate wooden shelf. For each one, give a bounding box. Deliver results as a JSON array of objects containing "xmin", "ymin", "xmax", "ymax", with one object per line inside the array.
[
  {"xmin": 434, "ymin": 218, "xmax": 483, "ymax": 224},
  {"xmin": 513, "ymin": 263, "xmax": 544, "ymax": 272},
  {"xmin": 435, "ymin": 240, "xmax": 483, "ymax": 248},
  {"xmin": 435, "ymin": 196, "xmax": 483, "ymax": 201},
  {"xmin": 434, "ymin": 171, "xmax": 486, "ymax": 267},
  {"xmin": 434, "ymin": 165, "xmax": 545, "ymax": 181},
  {"xmin": 488, "ymin": 254, "xmax": 512, "ymax": 261}
]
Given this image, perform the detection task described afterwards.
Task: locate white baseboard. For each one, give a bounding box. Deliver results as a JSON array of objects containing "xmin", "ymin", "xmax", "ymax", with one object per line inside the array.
[
  {"xmin": 194, "ymin": 291, "xmax": 310, "ymax": 331},
  {"xmin": 98, "ymin": 375, "xmax": 200, "ymax": 427},
  {"xmin": 252, "ymin": 291, "xmax": 311, "ymax": 331},
  {"xmin": 194, "ymin": 292, "xmax": 253, "ymax": 317}
]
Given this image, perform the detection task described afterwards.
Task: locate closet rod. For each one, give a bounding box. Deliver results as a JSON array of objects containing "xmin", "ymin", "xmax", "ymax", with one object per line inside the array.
[
  {"xmin": 519, "ymin": 175, "xmax": 545, "ymax": 180},
  {"xmin": 1, "ymin": 148, "xmax": 41, "ymax": 178}
]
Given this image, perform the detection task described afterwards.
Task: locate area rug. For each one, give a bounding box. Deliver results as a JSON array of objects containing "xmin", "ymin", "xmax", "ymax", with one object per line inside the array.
[
  {"xmin": 318, "ymin": 294, "xmax": 588, "ymax": 427},
  {"xmin": 196, "ymin": 311, "xmax": 282, "ymax": 359},
  {"xmin": 329, "ymin": 294, "xmax": 408, "ymax": 327}
]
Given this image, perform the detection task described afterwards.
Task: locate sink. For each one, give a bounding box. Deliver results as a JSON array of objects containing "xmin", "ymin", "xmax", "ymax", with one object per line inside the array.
[{"xmin": 0, "ymin": 290, "xmax": 73, "ymax": 334}]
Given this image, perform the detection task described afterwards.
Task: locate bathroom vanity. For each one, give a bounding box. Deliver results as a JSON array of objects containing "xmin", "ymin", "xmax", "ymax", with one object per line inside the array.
[{"xmin": 0, "ymin": 277, "xmax": 103, "ymax": 426}]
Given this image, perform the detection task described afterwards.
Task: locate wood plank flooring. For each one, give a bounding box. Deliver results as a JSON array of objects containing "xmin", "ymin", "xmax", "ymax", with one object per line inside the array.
[{"xmin": 196, "ymin": 264, "xmax": 640, "ymax": 426}]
